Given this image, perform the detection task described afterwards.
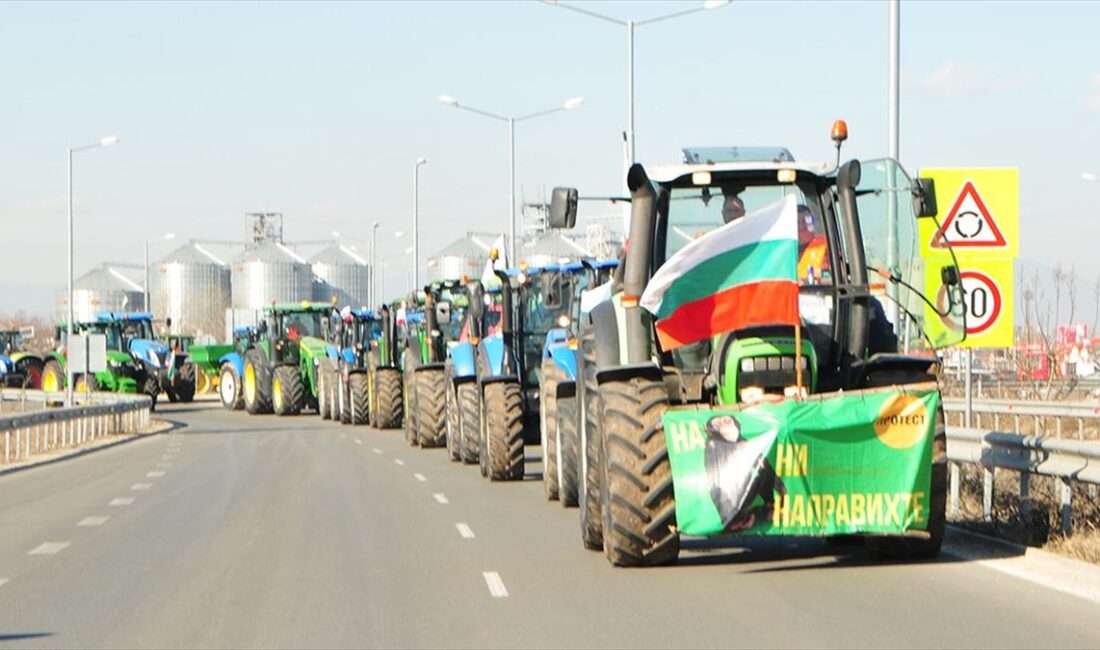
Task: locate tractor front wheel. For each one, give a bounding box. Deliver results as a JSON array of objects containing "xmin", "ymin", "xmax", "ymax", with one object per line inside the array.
[
  {"xmin": 557, "ymin": 395, "xmax": 579, "ymax": 508},
  {"xmin": 41, "ymin": 360, "xmax": 65, "ymax": 395},
  {"xmin": 445, "ymin": 378, "xmax": 461, "ymax": 461},
  {"xmin": 243, "ymin": 351, "xmax": 272, "ymax": 415},
  {"xmin": 458, "ymin": 382, "xmax": 480, "ymax": 465},
  {"xmin": 578, "ymin": 331, "xmax": 603, "ymax": 550},
  {"xmin": 272, "ymin": 365, "xmax": 304, "ymax": 416},
  {"xmin": 318, "ymin": 362, "xmax": 333, "ymax": 420},
  {"xmin": 175, "ymin": 362, "xmax": 197, "ymax": 403},
  {"xmin": 483, "ymin": 381, "xmax": 524, "ymax": 481},
  {"xmin": 415, "ymin": 369, "xmax": 446, "ymax": 448},
  {"xmin": 374, "ymin": 368, "xmax": 403, "ymax": 429},
  {"xmin": 540, "ymin": 359, "xmax": 565, "ymax": 501},
  {"xmin": 219, "ymin": 364, "xmax": 243, "ymax": 410},
  {"xmin": 349, "ymin": 373, "xmax": 369, "ymax": 425}
]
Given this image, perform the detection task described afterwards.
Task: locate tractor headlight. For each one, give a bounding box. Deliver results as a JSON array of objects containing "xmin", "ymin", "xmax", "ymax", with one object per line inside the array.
[
  {"xmin": 109, "ymin": 360, "xmax": 124, "ymax": 370},
  {"xmin": 147, "ymin": 349, "xmax": 159, "ymax": 365},
  {"xmin": 556, "ymin": 315, "xmax": 571, "ymax": 329}
]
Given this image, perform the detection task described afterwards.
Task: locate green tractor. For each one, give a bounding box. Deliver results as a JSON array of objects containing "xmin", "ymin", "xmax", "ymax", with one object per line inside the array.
[
  {"xmin": 401, "ymin": 280, "xmax": 467, "ymax": 448},
  {"xmin": 0, "ymin": 326, "xmax": 44, "ymax": 389},
  {"xmin": 41, "ymin": 315, "xmax": 161, "ymax": 408},
  {"xmin": 241, "ymin": 302, "xmax": 331, "ymax": 416},
  {"xmin": 550, "ymin": 141, "xmax": 966, "ymax": 567},
  {"xmin": 366, "ymin": 304, "xmax": 404, "ymax": 429}
]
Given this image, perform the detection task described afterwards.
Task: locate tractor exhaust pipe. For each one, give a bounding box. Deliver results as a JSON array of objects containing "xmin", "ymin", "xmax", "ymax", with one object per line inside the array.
[{"xmin": 623, "ymin": 164, "xmax": 656, "ymax": 364}]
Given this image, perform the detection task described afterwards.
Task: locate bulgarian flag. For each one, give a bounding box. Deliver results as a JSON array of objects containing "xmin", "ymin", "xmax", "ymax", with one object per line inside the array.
[{"xmin": 640, "ymin": 195, "xmax": 800, "ymax": 351}]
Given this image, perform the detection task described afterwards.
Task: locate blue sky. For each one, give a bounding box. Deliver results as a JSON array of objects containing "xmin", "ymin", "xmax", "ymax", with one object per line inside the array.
[{"xmin": 2, "ymin": 1, "xmax": 1099, "ymax": 315}]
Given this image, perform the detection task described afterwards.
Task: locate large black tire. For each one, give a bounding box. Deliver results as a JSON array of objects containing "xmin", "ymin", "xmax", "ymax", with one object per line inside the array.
[
  {"xmin": 243, "ymin": 350, "xmax": 272, "ymax": 415},
  {"xmin": 74, "ymin": 372, "xmax": 99, "ymax": 395},
  {"xmin": 349, "ymin": 373, "xmax": 369, "ymax": 425},
  {"xmin": 143, "ymin": 374, "xmax": 160, "ymax": 412},
  {"xmin": 15, "ymin": 357, "xmax": 44, "ymax": 389},
  {"xmin": 175, "ymin": 361, "xmax": 197, "ymax": 403},
  {"xmin": 219, "ymin": 364, "xmax": 243, "ymax": 410},
  {"xmin": 374, "ymin": 368, "xmax": 403, "ymax": 429},
  {"xmin": 578, "ymin": 330, "xmax": 603, "ymax": 549},
  {"xmin": 598, "ymin": 377, "xmax": 679, "ymax": 567},
  {"xmin": 165, "ymin": 384, "xmax": 179, "ymax": 403},
  {"xmin": 445, "ymin": 377, "xmax": 462, "ymax": 462},
  {"xmin": 458, "ymin": 382, "xmax": 480, "ymax": 465},
  {"xmin": 540, "ymin": 358, "xmax": 565, "ymax": 501},
  {"xmin": 483, "ymin": 381, "xmax": 524, "ymax": 481},
  {"xmin": 558, "ymin": 395, "xmax": 579, "ymax": 508},
  {"xmin": 415, "ymin": 369, "xmax": 447, "ymax": 448},
  {"xmin": 403, "ymin": 353, "xmax": 418, "ymax": 446},
  {"xmin": 41, "ymin": 359, "xmax": 66, "ymax": 395},
  {"xmin": 272, "ymin": 365, "xmax": 304, "ymax": 416},
  {"xmin": 318, "ymin": 362, "xmax": 334, "ymax": 420}
]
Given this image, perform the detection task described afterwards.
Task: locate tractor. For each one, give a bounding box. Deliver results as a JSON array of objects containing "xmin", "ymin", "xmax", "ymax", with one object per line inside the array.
[
  {"xmin": 365, "ymin": 303, "xmax": 404, "ymax": 429},
  {"xmin": 188, "ymin": 326, "xmax": 256, "ymax": 410},
  {"xmin": 41, "ymin": 314, "xmax": 163, "ymax": 408},
  {"xmin": 536, "ymin": 259, "xmax": 618, "ymax": 504},
  {"xmin": 0, "ymin": 327, "xmax": 44, "ymax": 389},
  {"xmin": 401, "ymin": 281, "xmax": 467, "ymax": 448},
  {"xmin": 444, "ymin": 278, "xmax": 496, "ymax": 465},
  {"xmin": 241, "ymin": 302, "xmax": 331, "ymax": 416},
  {"xmin": 318, "ymin": 308, "xmax": 380, "ymax": 426},
  {"xmin": 549, "ymin": 137, "xmax": 966, "ymax": 567}
]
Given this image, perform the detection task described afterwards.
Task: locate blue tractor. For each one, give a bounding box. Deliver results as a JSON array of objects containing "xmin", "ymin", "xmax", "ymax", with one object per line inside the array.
[
  {"xmin": 213, "ymin": 326, "xmax": 258, "ymax": 410},
  {"xmin": 318, "ymin": 308, "xmax": 380, "ymax": 426},
  {"xmin": 536, "ymin": 259, "xmax": 619, "ymax": 504}
]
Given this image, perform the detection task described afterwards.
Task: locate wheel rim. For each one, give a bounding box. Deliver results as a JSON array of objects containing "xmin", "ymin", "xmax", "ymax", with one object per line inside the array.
[
  {"xmin": 42, "ymin": 370, "xmax": 58, "ymax": 392},
  {"xmin": 197, "ymin": 371, "xmax": 210, "ymax": 394},
  {"xmin": 221, "ymin": 370, "xmax": 236, "ymax": 404},
  {"xmin": 273, "ymin": 376, "xmax": 283, "ymax": 411},
  {"xmin": 244, "ymin": 364, "xmax": 256, "ymax": 404}
]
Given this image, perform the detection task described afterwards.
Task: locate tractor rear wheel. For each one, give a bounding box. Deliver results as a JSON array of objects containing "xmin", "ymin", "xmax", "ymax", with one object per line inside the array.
[
  {"xmin": 143, "ymin": 375, "xmax": 160, "ymax": 412},
  {"xmin": 458, "ymin": 382, "xmax": 480, "ymax": 464},
  {"xmin": 41, "ymin": 360, "xmax": 65, "ymax": 395},
  {"xmin": 445, "ymin": 378, "xmax": 461, "ymax": 462},
  {"xmin": 557, "ymin": 395, "xmax": 579, "ymax": 508},
  {"xmin": 415, "ymin": 369, "xmax": 447, "ymax": 448},
  {"xmin": 219, "ymin": 364, "xmax": 243, "ymax": 410},
  {"xmin": 349, "ymin": 373, "xmax": 369, "ymax": 425},
  {"xmin": 176, "ymin": 362, "xmax": 197, "ymax": 403},
  {"xmin": 578, "ymin": 330, "xmax": 603, "ymax": 549},
  {"xmin": 74, "ymin": 373, "xmax": 99, "ymax": 395},
  {"xmin": 165, "ymin": 385, "xmax": 179, "ymax": 403},
  {"xmin": 540, "ymin": 358, "xmax": 565, "ymax": 501},
  {"xmin": 272, "ymin": 365, "xmax": 304, "ymax": 416},
  {"xmin": 483, "ymin": 381, "xmax": 524, "ymax": 481},
  {"xmin": 243, "ymin": 351, "xmax": 272, "ymax": 415},
  {"xmin": 16, "ymin": 357, "xmax": 44, "ymax": 389},
  {"xmin": 598, "ymin": 377, "xmax": 679, "ymax": 567},
  {"xmin": 374, "ymin": 368, "xmax": 403, "ymax": 429}
]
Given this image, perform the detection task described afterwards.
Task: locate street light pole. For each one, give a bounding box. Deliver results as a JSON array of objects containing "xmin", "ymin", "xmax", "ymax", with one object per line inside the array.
[
  {"xmin": 438, "ymin": 94, "xmax": 583, "ymax": 264},
  {"xmin": 413, "ymin": 158, "xmax": 426, "ymax": 290},
  {"xmin": 66, "ymin": 136, "xmax": 119, "ymax": 407},
  {"xmin": 371, "ymin": 221, "xmax": 380, "ymax": 308}
]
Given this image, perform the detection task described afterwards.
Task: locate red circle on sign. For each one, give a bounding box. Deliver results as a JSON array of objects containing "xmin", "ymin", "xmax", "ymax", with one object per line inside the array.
[{"xmin": 961, "ymin": 270, "xmax": 1001, "ymax": 335}]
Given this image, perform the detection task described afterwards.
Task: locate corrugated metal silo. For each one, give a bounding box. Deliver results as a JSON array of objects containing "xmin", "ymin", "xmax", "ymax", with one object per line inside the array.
[
  {"xmin": 427, "ymin": 233, "xmax": 498, "ymax": 282},
  {"xmin": 57, "ymin": 266, "xmax": 145, "ymax": 322},
  {"xmin": 151, "ymin": 242, "xmax": 231, "ymax": 338},
  {"xmin": 231, "ymin": 242, "xmax": 313, "ymax": 310},
  {"xmin": 310, "ymin": 244, "xmax": 369, "ymax": 307}
]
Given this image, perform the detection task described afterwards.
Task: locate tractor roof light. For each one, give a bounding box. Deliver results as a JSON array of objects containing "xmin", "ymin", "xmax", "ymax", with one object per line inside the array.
[
  {"xmin": 776, "ymin": 168, "xmax": 797, "ymax": 183},
  {"xmin": 831, "ymin": 119, "xmax": 848, "ymax": 145},
  {"xmin": 567, "ymin": 338, "xmax": 579, "ymax": 350}
]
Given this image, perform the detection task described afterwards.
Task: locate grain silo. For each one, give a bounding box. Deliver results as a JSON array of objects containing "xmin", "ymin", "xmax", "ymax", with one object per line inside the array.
[
  {"xmin": 231, "ymin": 242, "xmax": 313, "ymax": 310},
  {"xmin": 151, "ymin": 242, "xmax": 231, "ymax": 338},
  {"xmin": 310, "ymin": 244, "xmax": 370, "ymax": 308},
  {"xmin": 57, "ymin": 265, "xmax": 145, "ymax": 322}
]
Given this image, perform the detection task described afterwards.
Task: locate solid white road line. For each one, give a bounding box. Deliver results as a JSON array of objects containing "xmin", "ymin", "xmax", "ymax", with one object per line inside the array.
[
  {"xmin": 131, "ymin": 483, "xmax": 152, "ymax": 491},
  {"xmin": 456, "ymin": 523, "xmax": 475, "ymax": 539},
  {"xmin": 414, "ymin": 473, "xmax": 427, "ymax": 482},
  {"xmin": 147, "ymin": 471, "xmax": 166, "ymax": 478},
  {"xmin": 482, "ymin": 571, "xmax": 509, "ymax": 598},
  {"xmin": 109, "ymin": 497, "xmax": 135, "ymax": 507},
  {"xmin": 77, "ymin": 516, "xmax": 109, "ymax": 527},
  {"xmin": 373, "ymin": 448, "xmax": 383, "ymax": 455},
  {"xmin": 433, "ymin": 493, "xmax": 449, "ymax": 505},
  {"xmin": 28, "ymin": 542, "xmax": 70, "ymax": 556},
  {"xmin": 394, "ymin": 459, "xmax": 406, "ymax": 466}
]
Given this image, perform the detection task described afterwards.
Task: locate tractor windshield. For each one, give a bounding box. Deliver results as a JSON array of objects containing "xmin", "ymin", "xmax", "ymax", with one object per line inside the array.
[
  {"xmin": 118, "ymin": 319, "xmax": 155, "ymax": 346},
  {"xmin": 855, "ymin": 159, "xmax": 965, "ymax": 350},
  {"xmin": 278, "ymin": 312, "xmax": 324, "ymax": 341},
  {"xmin": 521, "ymin": 273, "xmax": 572, "ymax": 336},
  {"xmin": 0, "ymin": 332, "xmax": 23, "ymax": 355}
]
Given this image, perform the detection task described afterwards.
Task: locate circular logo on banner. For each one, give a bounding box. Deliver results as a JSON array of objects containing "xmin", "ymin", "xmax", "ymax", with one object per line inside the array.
[{"xmin": 874, "ymin": 394, "xmax": 929, "ymax": 450}]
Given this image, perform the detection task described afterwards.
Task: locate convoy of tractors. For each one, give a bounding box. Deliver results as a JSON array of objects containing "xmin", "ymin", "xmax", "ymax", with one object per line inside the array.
[{"xmin": 14, "ymin": 138, "xmax": 970, "ymax": 568}]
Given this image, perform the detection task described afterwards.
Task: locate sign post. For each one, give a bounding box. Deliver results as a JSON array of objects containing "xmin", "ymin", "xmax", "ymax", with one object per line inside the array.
[{"xmin": 68, "ymin": 333, "xmax": 107, "ymax": 403}]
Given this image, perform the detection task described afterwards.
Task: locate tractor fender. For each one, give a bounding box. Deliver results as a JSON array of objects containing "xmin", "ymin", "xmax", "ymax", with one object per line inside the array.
[
  {"xmin": 341, "ymin": 348, "xmax": 357, "ymax": 365},
  {"xmin": 9, "ymin": 351, "xmax": 41, "ymax": 366},
  {"xmin": 449, "ymin": 342, "xmax": 477, "ymax": 381},
  {"xmin": 589, "ymin": 299, "xmax": 623, "ymax": 369},
  {"xmin": 219, "ymin": 351, "xmax": 245, "ymax": 379},
  {"xmin": 130, "ymin": 339, "xmax": 171, "ymax": 370},
  {"xmin": 481, "ymin": 335, "xmax": 507, "ymax": 377},
  {"xmin": 0, "ymin": 354, "xmax": 11, "ymax": 374},
  {"xmin": 548, "ymin": 344, "xmax": 578, "ymax": 382},
  {"xmin": 325, "ymin": 344, "xmax": 341, "ymax": 360},
  {"xmin": 542, "ymin": 328, "xmax": 570, "ymax": 359},
  {"xmin": 595, "ymin": 362, "xmax": 663, "ymax": 386}
]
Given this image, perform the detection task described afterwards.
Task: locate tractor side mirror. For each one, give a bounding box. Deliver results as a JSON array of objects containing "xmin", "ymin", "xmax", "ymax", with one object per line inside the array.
[
  {"xmin": 19, "ymin": 326, "xmax": 34, "ymax": 339},
  {"xmin": 257, "ymin": 320, "xmax": 268, "ymax": 335},
  {"xmin": 435, "ymin": 301, "xmax": 451, "ymax": 326},
  {"xmin": 914, "ymin": 177, "xmax": 938, "ymax": 218},
  {"xmin": 544, "ymin": 274, "xmax": 563, "ymax": 310},
  {"xmin": 549, "ymin": 187, "xmax": 578, "ymax": 229},
  {"xmin": 941, "ymin": 264, "xmax": 960, "ymax": 286}
]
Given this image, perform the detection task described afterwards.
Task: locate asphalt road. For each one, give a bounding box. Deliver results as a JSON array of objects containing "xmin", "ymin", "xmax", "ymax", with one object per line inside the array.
[{"xmin": 0, "ymin": 400, "xmax": 1098, "ymax": 649}]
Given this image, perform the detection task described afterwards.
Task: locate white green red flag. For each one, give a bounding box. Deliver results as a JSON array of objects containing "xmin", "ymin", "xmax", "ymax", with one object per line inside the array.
[{"xmin": 640, "ymin": 195, "xmax": 800, "ymax": 351}]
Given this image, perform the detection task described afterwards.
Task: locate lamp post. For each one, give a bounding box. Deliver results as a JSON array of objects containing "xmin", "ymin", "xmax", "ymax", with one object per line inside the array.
[
  {"xmin": 144, "ymin": 232, "xmax": 176, "ymax": 316},
  {"xmin": 544, "ymin": 0, "xmax": 729, "ymax": 173},
  {"xmin": 413, "ymin": 158, "xmax": 427, "ymax": 290},
  {"xmin": 371, "ymin": 221, "xmax": 380, "ymax": 308},
  {"xmin": 438, "ymin": 95, "xmax": 583, "ymax": 263},
  {"xmin": 67, "ymin": 135, "xmax": 119, "ymax": 407}
]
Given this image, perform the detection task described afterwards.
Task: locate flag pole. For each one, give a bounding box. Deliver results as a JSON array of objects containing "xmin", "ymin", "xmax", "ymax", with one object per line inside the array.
[{"xmin": 795, "ymin": 323, "xmax": 803, "ymax": 398}]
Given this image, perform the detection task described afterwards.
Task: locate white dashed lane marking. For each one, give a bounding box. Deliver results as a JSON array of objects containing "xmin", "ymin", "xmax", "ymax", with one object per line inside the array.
[
  {"xmin": 482, "ymin": 572, "xmax": 509, "ymax": 598},
  {"xmin": 373, "ymin": 448, "xmax": 383, "ymax": 455},
  {"xmin": 394, "ymin": 459, "xmax": 406, "ymax": 466},
  {"xmin": 455, "ymin": 523, "xmax": 475, "ymax": 539},
  {"xmin": 147, "ymin": 471, "xmax": 166, "ymax": 478},
  {"xmin": 355, "ymin": 439, "xmax": 363, "ymax": 445},
  {"xmin": 109, "ymin": 497, "xmax": 135, "ymax": 507},
  {"xmin": 414, "ymin": 473, "xmax": 427, "ymax": 482},
  {"xmin": 433, "ymin": 493, "xmax": 449, "ymax": 505},
  {"xmin": 78, "ymin": 516, "xmax": 109, "ymax": 527},
  {"xmin": 28, "ymin": 542, "xmax": 70, "ymax": 556},
  {"xmin": 131, "ymin": 483, "xmax": 152, "ymax": 491},
  {"xmin": 0, "ymin": 578, "xmax": 8, "ymax": 587},
  {"xmin": 158, "ymin": 463, "xmax": 173, "ymax": 469}
]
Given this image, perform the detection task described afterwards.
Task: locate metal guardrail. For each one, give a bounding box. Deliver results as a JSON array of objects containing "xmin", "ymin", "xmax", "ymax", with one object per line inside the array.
[
  {"xmin": 0, "ymin": 389, "xmax": 152, "ymax": 467},
  {"xmin": 946, "ymin": 424, "xmax": 1100, "ymax": 535},
  {"xmin": 944, "ymin": 397, "xmax": 1100, "ymax": 438}
]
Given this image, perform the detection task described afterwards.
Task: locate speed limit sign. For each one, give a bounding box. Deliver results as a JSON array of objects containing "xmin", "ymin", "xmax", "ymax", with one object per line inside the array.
[{"xmin": 959, "ymin": 271, "xmax": 1002, "ymax": 335}]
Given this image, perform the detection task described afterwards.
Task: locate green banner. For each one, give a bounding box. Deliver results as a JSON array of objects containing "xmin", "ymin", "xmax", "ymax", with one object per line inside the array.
[{"xmin": 662, "ymin": 386, "xmax": 939, "ymax": 538}]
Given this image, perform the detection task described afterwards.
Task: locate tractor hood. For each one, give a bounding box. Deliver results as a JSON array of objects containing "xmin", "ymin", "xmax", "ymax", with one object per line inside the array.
[
  {"xmin": 106, "ymin": 350, "xmax": 135, "ymax": 366},
  {"xmin": 297, "ymin": 336, "xmax": 329, "ymax": 360},
  {"xmin": 130, "ymin": 338, "xmax": 171, "ymax": 370}
]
